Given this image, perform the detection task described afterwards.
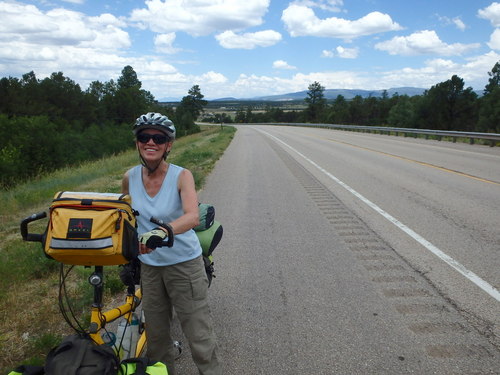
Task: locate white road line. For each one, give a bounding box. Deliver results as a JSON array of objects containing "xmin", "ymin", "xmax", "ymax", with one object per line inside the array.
[{"xmin": 260, "ymin": 129, "xmax": 500, "ymax": 302}]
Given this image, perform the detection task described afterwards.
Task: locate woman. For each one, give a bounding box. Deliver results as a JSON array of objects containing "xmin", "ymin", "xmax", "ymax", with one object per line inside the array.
[{"xmin": 122, "ymin": 112, "xmax": 221, "ymax": 375}]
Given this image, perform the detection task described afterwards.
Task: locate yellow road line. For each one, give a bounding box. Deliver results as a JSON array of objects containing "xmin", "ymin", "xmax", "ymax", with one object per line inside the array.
[{"xmin": 319, "ymin": 136, "xmax": 500, "ymax": 186}]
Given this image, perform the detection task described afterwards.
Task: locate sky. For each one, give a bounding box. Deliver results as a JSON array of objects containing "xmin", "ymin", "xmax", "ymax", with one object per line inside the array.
[{"xmin": 1, "ymin": 0, "xmax": 500, "ymax": 101}]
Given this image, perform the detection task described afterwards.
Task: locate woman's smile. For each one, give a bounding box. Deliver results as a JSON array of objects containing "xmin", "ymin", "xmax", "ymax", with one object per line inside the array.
[{"xmin": 138, "ymin": 130, "xmax": 169, "ymax": 160}]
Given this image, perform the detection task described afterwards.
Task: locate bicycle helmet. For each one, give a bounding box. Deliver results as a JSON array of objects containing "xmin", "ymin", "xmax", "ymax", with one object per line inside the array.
[
  {"xmin": 133, "ymin": 112, "xmax": 176, "ymax": 140},
  {"xmin": 133, "ymin": 112, "xmax": 176, "ymax": 174}
]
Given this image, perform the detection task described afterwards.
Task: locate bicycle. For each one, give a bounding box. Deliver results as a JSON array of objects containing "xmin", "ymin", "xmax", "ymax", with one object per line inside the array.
[{"xmin": 20, "ymin": 212, "xmax": 178, "ymax": 361}]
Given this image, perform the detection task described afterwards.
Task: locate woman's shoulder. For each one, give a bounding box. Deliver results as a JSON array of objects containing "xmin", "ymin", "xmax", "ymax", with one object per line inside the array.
[
  {"xmin": 128, "ymin": 165, "xmax": 141, "ymax": 173},
  {"xmin": 125, "ymin": 165, "xmax": 142, "ymax": 180},
  {"xmin": 168, "ymin": 163, "xmax": 187, "ymax": 176},
  {"xmin": 169, "ymin": 164, "xmax": 194, "ymax": 186},
  {"xmin": 169, "ymin": 163, "xmax": 183, "ymax": 171}
]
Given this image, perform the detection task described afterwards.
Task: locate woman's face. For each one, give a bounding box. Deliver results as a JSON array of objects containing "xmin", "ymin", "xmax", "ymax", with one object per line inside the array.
[{"xmin": 136, "ymin": 129, "xmax": 172, "ymax": 162}]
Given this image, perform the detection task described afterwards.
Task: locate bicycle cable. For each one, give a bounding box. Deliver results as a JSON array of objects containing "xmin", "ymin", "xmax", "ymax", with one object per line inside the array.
[
  {"xmin": 57, "ymin": 263, "xmax": 133, "ymax": 354},
  {"xmin": 58, "ymin": 264, "xmax": 86, "ymax": 335}
]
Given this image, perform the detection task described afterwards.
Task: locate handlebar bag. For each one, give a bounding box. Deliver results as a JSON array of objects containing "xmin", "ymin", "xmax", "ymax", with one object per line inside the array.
[{"xmin": 44, "ymin": 191, "xmax": 139, "ymax": 266}]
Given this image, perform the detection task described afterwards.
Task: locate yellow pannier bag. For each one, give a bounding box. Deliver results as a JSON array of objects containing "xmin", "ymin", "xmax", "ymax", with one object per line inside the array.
[{"xmin": 45, "ymin": 191, "xmax": 139, "ymax": 266}]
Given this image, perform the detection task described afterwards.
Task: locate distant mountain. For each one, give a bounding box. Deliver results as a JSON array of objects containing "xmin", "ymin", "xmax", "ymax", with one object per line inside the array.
[
  {"xmin": 162, "ymin": 86, "xmax": 482, "ymax": 103},
  {"xmin": 251, "ymin": 87, "xmax": 427, "ymax": 101},
  {"xmin": 212, "ymin": 97, "xmax": 238, "ymax": 101}
]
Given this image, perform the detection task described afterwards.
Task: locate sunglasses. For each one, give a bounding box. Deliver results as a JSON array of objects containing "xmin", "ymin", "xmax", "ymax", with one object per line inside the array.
[{"xmin": 137, "ymin": 133, "xmax": 170, "ymax": 145}]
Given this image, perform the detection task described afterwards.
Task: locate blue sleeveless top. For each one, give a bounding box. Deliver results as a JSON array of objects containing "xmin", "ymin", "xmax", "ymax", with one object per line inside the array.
[{"xmin": 128, "ymin": 164, "xmax": 202, "ymax": 266}]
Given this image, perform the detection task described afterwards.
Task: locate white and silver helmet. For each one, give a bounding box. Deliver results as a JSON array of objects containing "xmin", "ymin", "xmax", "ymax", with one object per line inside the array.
[{"xmin": 133, "ymin": 112, "xmax": 176, "ymax": 140}]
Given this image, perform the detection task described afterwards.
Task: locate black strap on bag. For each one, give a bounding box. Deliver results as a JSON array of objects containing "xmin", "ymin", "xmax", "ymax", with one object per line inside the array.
[{"xmin": 44, "ymin": 334, "xmax": 119, "ymax": 375}]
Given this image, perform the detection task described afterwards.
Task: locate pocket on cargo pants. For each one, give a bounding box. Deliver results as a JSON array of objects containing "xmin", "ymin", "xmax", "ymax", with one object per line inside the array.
[{"xmin": 169, "ymin": 257, "xmax": 209, "ymax": 314}]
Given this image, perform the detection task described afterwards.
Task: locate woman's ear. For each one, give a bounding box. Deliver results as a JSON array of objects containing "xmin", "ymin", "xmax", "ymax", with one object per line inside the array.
[{"xmin": 166, "ymin": 141, "xmax": 174, "ymax": 153}]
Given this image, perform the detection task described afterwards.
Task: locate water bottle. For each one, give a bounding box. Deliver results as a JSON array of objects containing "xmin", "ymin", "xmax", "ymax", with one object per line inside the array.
[
  {"xmin": 115, "ymin": 312, "xmax": 139, "ymax": 359},
  {"xmin": 101, "ymin": 331, "xmax": 116, "ymax": 347}
]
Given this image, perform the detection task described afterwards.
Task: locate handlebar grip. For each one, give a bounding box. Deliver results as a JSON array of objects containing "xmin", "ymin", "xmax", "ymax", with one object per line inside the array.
[
  {"xmin": 20, "ymin": 212, "xmax": 47, "ymax": 242},
  {"xmin": 26, "ymin": 233, "xmax": 45, "ymax": 242},
  {"xmin": 150, "ymin": 217, "xmax": 174, "ymax": 247}
]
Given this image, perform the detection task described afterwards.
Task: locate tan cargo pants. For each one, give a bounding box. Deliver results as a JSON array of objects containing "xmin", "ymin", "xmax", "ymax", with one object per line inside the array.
[{"xmin": 141, "ymin": 256, "xmax": 221, "ymax": 375}]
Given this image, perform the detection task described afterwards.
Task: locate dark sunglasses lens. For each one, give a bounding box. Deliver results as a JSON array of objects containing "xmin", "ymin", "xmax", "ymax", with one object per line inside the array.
[
  {"xmin": 137, "ymin": 133, "xmax": 149, "ymax": 143},
  {"xmin": 137, "ymin": 133, "xmax": 168, "ymax": 144},
  {"xmin": 151, "ymin": 134, "xmax": 168, "ymax": 144}
]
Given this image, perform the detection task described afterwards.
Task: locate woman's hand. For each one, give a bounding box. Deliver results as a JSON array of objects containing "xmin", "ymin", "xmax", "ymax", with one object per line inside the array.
[{"xmin": 139, "ymin": 227, "xmax": 168, "ymax": 251}]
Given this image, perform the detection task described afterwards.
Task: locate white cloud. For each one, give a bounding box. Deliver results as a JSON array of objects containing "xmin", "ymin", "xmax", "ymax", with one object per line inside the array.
[
  {"xmin": 377, "ymin": 52, "xmax": 500, "ymax": 90},
  {"xmin": 139, "ymin": 60, "xmax": 178, "ymax": 75},
  {"xmin": 0, "ymin": 2, "xmax": 130, "ymax": 50},
  {"xmin": 89, "ymin": 13, "xmax": 128, "ymax": 29},
  {"xmin": 0, "ymin": 2, "xmax": 130, "ymax": 87},
  {"xmin": 199, "ymin": 71, "xmax": 228, "ymax": 84},
  {"xmin": 282, "ymin": 5, "xmax": 402, "ymax": 39},
  {"xmin": 0, "ymin": 5, "xmax": 93, "ymax": 45},
  {"xmin": 290, "ymin": 0, "xmax": 344, "ymax": 12},
  {"xmin": 273, "ymin": 60, "xmax": 296, "ymax": 69},
  {"xmin": 375, "ymin": 30, "xmax": 480, "ymax": 56},
  {"xmin": 129, "ymin": 0, "xmax": 270, "ymax": 36},
  {"xmin": 154, "ymin": 33, "xmax": 179, "ymax": 54},
  {"xmin": 81, "ymin": 14, "xmax": 130, "ymax": 50},
  {"xmin": 453, "ymin": 17, "xmax": 466, "ymax": 31},
  {"xmin": 321, "ymin": 46, "xmax": 359, "ymax": 58},
  {"xmin": 141, "ymin": 70, "xmax": 229, "ymax": 99},
  {"xmin": 215, "ymin": 30, "xmax": 282, "ymax": 49},
  {"xmin": 1, "ymin": 0, "xmax": 496, "ymax": 102},
  {"xmin": 209, "ymin": 51, "xmax": 500, "ymax": 99},
  {"xmin": 321, "ymin": 50, "xmax": 334, "ymax": 58},
  {"xmin": 336, "ymin": 45, "xmax": 359, "ymax": 58},
  {"xmin": 230, "ymin": 70, "xmax": 363, "ymax": 98},
  {"xmin": 461, "ymin": 51, "xmax": 500, "ymax": 84},
  {"xmin": 487, "ymin": 28, "xmax": 500, "ymax": 50},
  {"xmin": 478, "ymin": 2, "xmax": 500, "ymax": 27},
  {"xmin": 438, "ymin": 15, "xmax": 467, "ymax": 31}
]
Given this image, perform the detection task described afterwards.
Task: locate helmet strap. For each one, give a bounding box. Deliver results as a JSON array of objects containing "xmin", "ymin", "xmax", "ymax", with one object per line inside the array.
[
  {"xmin": 139, "ymin": 155, "xmax": 163, "ymax": 175},
  {"xmin": 139, "ymin": 150, "xmax": 171, "ymax": 175},
  {"xmin": 136, "ymin": 136, "xmax": 172, "ymax": 175}
]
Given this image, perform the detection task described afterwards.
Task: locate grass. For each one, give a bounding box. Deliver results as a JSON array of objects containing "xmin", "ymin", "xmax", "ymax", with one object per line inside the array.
[{"xmin": 0, "ymin": 125, "xmax": 236, "ymax": 373}]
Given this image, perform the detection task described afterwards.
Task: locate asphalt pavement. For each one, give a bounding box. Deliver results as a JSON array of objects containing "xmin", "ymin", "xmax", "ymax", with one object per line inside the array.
[{"xmin": 172, "ymin": 125, "xmax": 500, "ymax": 374}]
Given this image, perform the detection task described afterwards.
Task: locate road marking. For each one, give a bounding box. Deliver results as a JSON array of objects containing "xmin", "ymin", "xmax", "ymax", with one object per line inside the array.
[
  {"xmin": 259, "ymin": 129, "xmax": 500, "ymax": 302},
  {"xmin": 315, "ymin": 136, "xmax": 500, "ymax": 186}
]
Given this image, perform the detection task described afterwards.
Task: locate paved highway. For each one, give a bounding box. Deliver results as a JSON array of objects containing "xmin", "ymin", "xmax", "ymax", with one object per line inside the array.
[{"xmin": 174, "ymin": 125, "xmax": 500, "ymax": 374}]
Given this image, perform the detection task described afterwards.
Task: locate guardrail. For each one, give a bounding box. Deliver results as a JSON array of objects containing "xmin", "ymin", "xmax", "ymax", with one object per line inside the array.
[{"xmin": 250, "ymin": 123, "xmax": 500, "ymax": 147}]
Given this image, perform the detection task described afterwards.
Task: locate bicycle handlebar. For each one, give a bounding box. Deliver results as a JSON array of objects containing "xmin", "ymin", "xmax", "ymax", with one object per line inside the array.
[
  {"xmin": 150, "ymin": 217, "xmax": 175, "ymax": 248},
  {"xmin": 20, "ymin": 211, "xmax": 47, "ymax": 243},
  {"xmin": 20, "ymin": 212, "xmax": 174, "ymax": 249}
]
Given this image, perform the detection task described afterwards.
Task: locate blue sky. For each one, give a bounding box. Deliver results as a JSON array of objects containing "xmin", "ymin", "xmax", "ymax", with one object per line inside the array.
[{"xmin": 1, "ymin": 0, "xmax": 500, "ymax": 100}]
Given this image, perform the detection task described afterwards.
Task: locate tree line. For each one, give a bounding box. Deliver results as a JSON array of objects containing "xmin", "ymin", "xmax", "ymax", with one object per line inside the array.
[
  {"xmin": 2, "ymin": 62, "xmax": 498, "ymax": 188},
  {"xmin": 206, "ymin": 61, "xmax": 499, "ymax": 135},
  {"xmin": 0, "ymin": 66, "xmax": 206, "ymax": 188}
]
